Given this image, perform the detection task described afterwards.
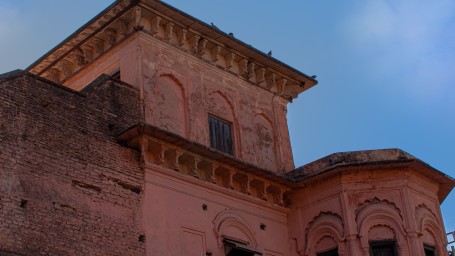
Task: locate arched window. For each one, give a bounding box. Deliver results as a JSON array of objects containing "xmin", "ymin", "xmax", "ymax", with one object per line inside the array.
[
  {"xmin": 424, "ymin": 244, "xmax": 435, "ymax": 256},
  {"xmin": 317, "ymin": 248, "xmax": 339, "ymax": 256},
  {"xmin": 223, "ymin": 237, "xmax": 262, "ymax": 256},
  {"xmin": 213, "ymin": 210, "xmax": 261, "ymax": 256},
  {"xmin": 369, "ymin": 240, "xmax": 398, "ymax": 256},
  {"xmin": 304, "ymin": 212, "xmax": 345, "ymax": 256}
]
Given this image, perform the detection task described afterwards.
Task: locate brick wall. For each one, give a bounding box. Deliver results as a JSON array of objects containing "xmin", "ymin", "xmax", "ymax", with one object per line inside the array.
[{"xmin": 0, "ymin": 71, "xmax": 145, "ymax": 256}]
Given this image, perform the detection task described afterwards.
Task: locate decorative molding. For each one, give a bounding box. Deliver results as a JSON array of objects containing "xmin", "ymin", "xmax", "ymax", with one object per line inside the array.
[
  {"xmin": 355, "ymin": 197, "xmax": 403, "ymax": 221},
  {"xmin": 304, "ymin": 212, "xmax": 346, "ymax": 256},
  {"xmin": 225, "ymin": 52, "xmax": 236, "ymax": 70},
  {"xmin": 257, "ymin": 67, "xmax": 266, "ymax": 85},
  {"xmin": 178, "ymin": 28, "xmax": 187, "ymax": 47},
  {"xmin": 32, "ymin": 2, "xmax": 310, "ymax": 100},
  {"xmin": 191, "ymin": 34, "xmax": 200, "ymax": 55},
  {"xmin": 104, "ymin": 28, "xmax": 117, "ymax": 46},
  {"xmin": 211, "ymin": 45, "xmax": 222, "ymax": 62},
  {"xmin": 247, "ymin": 62, "xmax": 256, "ymax": 81},
  {"xmin": 141, "ymin": 136, "xmax": 288, "ymax": 206},
  {"xmin": 93, "ymin": 37, "xmax": 105, "ymax": 55},
  {"xmin": 415, "ymin": 205, "xmax": 446, "ymax": 256},
  {"xmin": 133, "ymin": 6, "xmax": 143, "ymax": 31},
  {"xmin": 150, "ymin": 16, "xmax": 161, "ymax": 35},
  {"xmin": 164, "ymin": 22, "xmax": 174, "ymax": 42},
  {"xmin": 197, "ymin": 38, "xmax": 208, "ymax": 57},
  {"xmin": 356, "ymin": 198, "xmax": 408, "ymax": 256},
  {"xmin": 59, "ymin": 59, "xmax": 74, "ymax": 78},
  {"xmin": 81, "ymin": 45, "xmax": 93, "ymax": 63},
  {"xmin": 71, "ymin": 48, "xmax": 86, "ymax": 66},
  {"xmin": 239, "ymin": 59, "xmax": 248, "ymax": 78},
  {"xmin": 267, "ymin": 73, "xmax": 277, "ymax": 90},
  {"xmin": 213, "ymin": 209, "xmax": 258, "ymax": 248}
]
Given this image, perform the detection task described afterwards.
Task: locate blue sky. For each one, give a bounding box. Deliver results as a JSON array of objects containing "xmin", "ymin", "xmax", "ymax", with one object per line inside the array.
[{"xmin": 1, "ymin": 0, "xmax": 454, "ymax": 232}]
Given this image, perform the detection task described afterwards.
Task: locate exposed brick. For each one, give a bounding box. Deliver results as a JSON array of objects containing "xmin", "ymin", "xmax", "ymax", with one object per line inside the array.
[{"xmin": 0, "ymin": 72, "xmax": 145, "ymax": 256}]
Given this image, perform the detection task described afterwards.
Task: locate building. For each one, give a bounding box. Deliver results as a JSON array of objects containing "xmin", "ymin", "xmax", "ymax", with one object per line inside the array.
[{"xmin": 0, "ymin": 0, "xmax": 453, "ymax": 255}]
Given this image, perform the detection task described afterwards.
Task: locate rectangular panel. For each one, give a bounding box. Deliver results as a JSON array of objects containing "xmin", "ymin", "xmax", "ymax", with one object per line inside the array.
[{"xmin": 182, "ymin": 227, "xmax": 206, "ymax": 256}]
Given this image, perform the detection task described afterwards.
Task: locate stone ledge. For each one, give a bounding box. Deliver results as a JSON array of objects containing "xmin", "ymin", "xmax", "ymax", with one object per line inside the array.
[{"xmin": 117, "ymin": 123, "xmax": 293, "ymax": 206}]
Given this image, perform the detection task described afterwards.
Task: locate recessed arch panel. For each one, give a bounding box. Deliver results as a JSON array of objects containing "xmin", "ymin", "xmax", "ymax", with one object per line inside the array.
[
  {"xmin": 213, "ymin": 210, "xmax": 257, "ymax": 249},
  {"xmin": 154, "ymin": 74, "xmax": 186, "ymax": 136},
  {"xmin": 415, "ymin": 205, "xmax": 446, "ymax": 256},
  {"xmin": 304, "ymin": 212, "xmax": 345, "ymax": 256},
  {"xmin": 356, "ymin": 198, "xmax": 408, "ymax": 256}
]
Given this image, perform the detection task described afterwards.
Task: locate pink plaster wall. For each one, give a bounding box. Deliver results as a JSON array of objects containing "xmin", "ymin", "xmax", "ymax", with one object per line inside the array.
[
  {"xmin": 59, "ymin": 28, "xmax": 450, "ymax": 256},
  {"xmin": 142, "ymin": 164, "xmax": 290, "ymax": 256},
  {"xmin": 140, "ymin": 35, "xmax": 293, "ymax": 172},
  {"xmin": 67, "ymin": 32, "xmax": 295, "ymax": 173},
  {"xmin": 288, "ymin": 167, "xmax": 448, "ymax": 256},
  {"xmin": 64, "ymin": 35, "xmax": 140, "ymax": 91},
  {"xmin": 139, "ymin": 34, "xmax": 294, "ymax": 172}
]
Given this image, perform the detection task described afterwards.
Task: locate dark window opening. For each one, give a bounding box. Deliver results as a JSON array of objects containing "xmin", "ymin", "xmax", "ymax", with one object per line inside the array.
[
  {"xmin": 208, "ymin": 115, "xmax": 233, "ymax": 155},
  {"xmin": 424, "ymin": 244, "xmax": 435, "ymax": 256},
  {"xmin": 111, "ymin": 70, "xmax": 121, "ymax": 80},
  {"xmin": 370, "ymin": 240, "xmax": 398, "ymax": 256},
  {"xmin": 317, "ymin": 248, "xmax": 339, "ymax": 256},
  {"xmin": 223, "ymin": 237, "xmax": 262, "ymax": 256}
]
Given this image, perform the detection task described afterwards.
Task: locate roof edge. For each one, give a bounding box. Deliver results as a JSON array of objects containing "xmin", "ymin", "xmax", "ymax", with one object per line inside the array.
[
  {"xmin": 26, "ymin": 0, "xmax": 136, "ymax": 72},
  {"xmin": 288, "ymin": 148, "xmax": 455, "ymax": 203},
  {"xmin": 26, "ymin": 0, "xmax": 317, "ymax": 101}
]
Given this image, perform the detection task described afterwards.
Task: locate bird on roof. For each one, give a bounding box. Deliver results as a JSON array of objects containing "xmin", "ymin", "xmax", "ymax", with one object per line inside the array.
[
  {"xmin": 311, "ymin": 75, "xmax": 317, "ymax": 79},
  {"xmin": 228, "ymin": 32, "xmax": 234, "ymax": 37},
  {"xmin": 267, "ymin": 50, "xmax": 272, "ymax": 56},
  {"xmin": 211, "ymin": 22, "xmax": 219, "ymax": 30}
]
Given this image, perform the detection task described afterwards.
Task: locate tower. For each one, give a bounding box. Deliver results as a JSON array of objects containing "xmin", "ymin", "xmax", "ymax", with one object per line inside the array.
[{"xmin": 0, "ymin": 1, "xmax": 453, "ymax": 255}]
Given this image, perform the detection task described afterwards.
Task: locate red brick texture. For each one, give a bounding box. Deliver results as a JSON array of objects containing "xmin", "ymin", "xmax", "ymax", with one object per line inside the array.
[{"xmin": 0, "ymin": 71, "xmax": 145, "ymax": 256}]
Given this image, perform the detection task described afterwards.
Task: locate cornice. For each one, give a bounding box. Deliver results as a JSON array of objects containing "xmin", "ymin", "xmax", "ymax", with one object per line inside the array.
[
  {"xmin": 117, "ymin": 123, "xmax": 292, "ymax": 207},
  {"xmin": 26, "ymin": 0, "xmax": 317, "ymax": 101}
]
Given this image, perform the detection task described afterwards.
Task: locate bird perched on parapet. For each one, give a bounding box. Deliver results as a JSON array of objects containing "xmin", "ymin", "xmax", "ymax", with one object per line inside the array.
[
  {"xmin": 210, "ymin": 22, "xmax": 219, "ymax": 30},
  {"xmin": 311, "ymin": 75, "xmax": 317, "ymax": 79},
  {"xmin": 267, "ymin": 50, "xmax": 272, "ymax": 56},
  {"xmin": 228, "ymin": 32, "xmax": 234, "ymax": 37}
]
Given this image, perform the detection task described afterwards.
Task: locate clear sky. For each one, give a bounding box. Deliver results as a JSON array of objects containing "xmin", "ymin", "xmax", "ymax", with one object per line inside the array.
[{"xmin": 1, "ymin": 0, "xmax": 454, "ymax": 233}]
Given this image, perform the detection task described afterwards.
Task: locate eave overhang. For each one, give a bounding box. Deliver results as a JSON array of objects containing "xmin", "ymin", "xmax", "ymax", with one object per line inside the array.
[
  {"xmin": 117, "ymin": 123, "xmax": 293, "ymax": 185},
  {"xmin": 287, "ymin": 149, "xmax": 455, "ymax": 203},
  {"xmin": 26, "ymin": 0, "xmax": 317, "ymax": 101},
  {"xmin": 27, "ymin": 0, "xmax": 136, "ymax": 77},
  {"xmin": 117, "ymin": 123, "xmax": 296, "ymax": 206}
]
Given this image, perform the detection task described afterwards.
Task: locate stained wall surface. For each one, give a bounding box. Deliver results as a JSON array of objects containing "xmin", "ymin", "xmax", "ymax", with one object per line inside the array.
[
  {"xmin": 64, "ymin": 33, "xmax": 295, "ymax": 173},
  {"xmin": 142, "ymin": 165, "xmax": 290, "ymax": 256},
  {"xmin": 288, "ymin": 167, "xmax": 448, "ymax": 256},
  {"xmin": 6, "ymin": 2, "xmax": 451, "ymax": 255},
  {"xmin": 0, "ymin": 72, "xmax": 145, "ymax": 255}
]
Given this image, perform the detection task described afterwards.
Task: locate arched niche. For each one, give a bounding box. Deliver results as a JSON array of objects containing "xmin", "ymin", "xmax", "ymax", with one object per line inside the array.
[
  {"xmin": 212, "ymin": 210, "xmax": 257, "ymax": 249},
  {"xmin": 315, "ymin": 236, "xmax": 338, "ymax": 255},
  {"xmin": 304, "ymin": 212, "xmax": 346, "ymax": 256},
  {"xmin": 253, "ymin": 113, "xmax": 276, "ymax": 170},
  {"xmin": 153, "ymin": 73, "xmax": 187, "ymax": 136},
  {"xmin": 368, "ymin": 225, "xmax": 396, "ymax": 241},
  {"xmin": 207, "ymin": 91, "xmax": 235, "ymax": 122},
  {"xmin": 356, "ymin": 198, "xmax": 409, "ymax": 256},
  {"xmin": 415, "ymin": 205, "xmax": 445, "ymax": 256}
]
